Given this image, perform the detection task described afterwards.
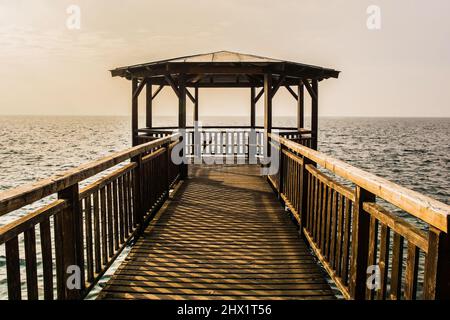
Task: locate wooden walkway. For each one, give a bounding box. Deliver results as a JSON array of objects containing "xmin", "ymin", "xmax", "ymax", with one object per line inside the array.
[{"xmin": 98, "ymin": 165, "xmax": 335, "ymax": 300}]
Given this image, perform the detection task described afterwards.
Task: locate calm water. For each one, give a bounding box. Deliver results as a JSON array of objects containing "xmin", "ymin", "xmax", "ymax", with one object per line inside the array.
[
  {"xmin": 1, "ymin": 116, "xmax": 447, "ymax": 204},
  {"xmin": 0, "ymin": 115, "xmax": 449, "ymax": 298}
]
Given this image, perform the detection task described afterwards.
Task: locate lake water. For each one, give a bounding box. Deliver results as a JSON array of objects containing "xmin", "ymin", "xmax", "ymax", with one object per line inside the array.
[{"xmin": 0, "ymin": 115, "xmax": 449, "ymax": 299}]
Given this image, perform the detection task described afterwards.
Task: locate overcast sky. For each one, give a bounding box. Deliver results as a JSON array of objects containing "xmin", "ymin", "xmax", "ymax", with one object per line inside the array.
[{"xmin": 0, "ymin": 0, "xmax": 449, "ymax": 117}]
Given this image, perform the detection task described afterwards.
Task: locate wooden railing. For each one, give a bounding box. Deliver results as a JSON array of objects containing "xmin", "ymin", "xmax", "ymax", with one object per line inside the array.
[
  {"xmin": 137, "ymin": 126, "xmax": 312, "ymax": 158},
  {"xmin": 0, "ymin": 134, "xmax": 182, "ymax": 300},
  {"xmin": 268, "ymin": 133, "xmax": 450, "ymax": 300}
]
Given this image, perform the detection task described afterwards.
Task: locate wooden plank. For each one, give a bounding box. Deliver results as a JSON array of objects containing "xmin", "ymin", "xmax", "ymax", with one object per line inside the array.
[
  {"xmin": 40, "ymin": 219, "xmax": 54, "ymax": 300},
  {"xmin": 100, "ymin": 187, "xmax": 108, "ymax": 266},
  {"xmin": 404, "ymin": 243, "xmax": 420, "ymax": 299},
  {"xmin": 341, "ymin": 197, "xmax": 352, "ymax": 284},
  {"xmin": 84, "ymin": 195, "xmax": 94, "ymax": 282},
  {"xmin": 390, "ymin": 234, "xmax": 404, "ymax": 300},
  {"xmin": 335, "ymin": 193, "xmax": 344, "ymax": 275},
  {"xmin": 5, "ymin": 237, "xmax": 21, "ymax": 300},
  {"xmin": 112, "ymin": 179, "xmax": 120, "ymax": 250},
  {"xmin": 377, "ymin": 225, "xmax": 390, "ymax": 300},
  {"xmin": 107, "ymin": 183, "xmax": 114, "ymax": 257},
  {"xmin": 24, "ymin": 228, "xmax": 39, "ymax": 300},
  {"xmin": 0, "ymin": 199, "xmax": 67, "ymax": 244},
  {"xmin": 99, "ymin": 165, "xmax": 335, "ymax": 300},
  {"xmin": 93, "ymin": 190, "xmax": 101, "ymax": 273},
  {"xmin": 365, "ymin": 216, "xmax": 379, "ymax": 299},
  {"xmin": 363, "ymin": 202, "xmax": 428, "ymax": 252},
  {"xmin": 329, "ymin": 189, "xmax": 338, "ymax": 268}
]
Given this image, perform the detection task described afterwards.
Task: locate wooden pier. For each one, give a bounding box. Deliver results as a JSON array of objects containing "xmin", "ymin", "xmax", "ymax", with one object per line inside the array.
[
  {"xmin": 98, "ymin": 165, "xmax": 335, "ymax": 300},
  {"xmin": 1, "ymin": 51, "xmax": 449, "ymax": 300}
]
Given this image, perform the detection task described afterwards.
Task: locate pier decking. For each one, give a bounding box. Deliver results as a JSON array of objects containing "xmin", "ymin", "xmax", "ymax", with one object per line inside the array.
[{"xmin": 98, "ymin": 165, "xmax": 335, "ymax": 300}]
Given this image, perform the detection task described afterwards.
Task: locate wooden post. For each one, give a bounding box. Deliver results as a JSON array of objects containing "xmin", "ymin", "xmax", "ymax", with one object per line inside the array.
[
  {"xmin": 264, "ymin": 74, "xmax": 272, "ymax": 158},
  {"xmin": 57, "ymin": 183, "xmax": 84, "ymax": 299},
  {"xmin": 424, "ymin": 223, "xmax": 450, "ymax": 299},
  {"xmin": 146, "ymin": 81, "xmax": 152, "ymax": 128},
  {"xmin": 349, "ymin": 186, "xmax": 375, "ymax": 299},
  {"xmin": 297, "ymin": 82, "xmax": 304, "ymax": 131},
  {"xmin": 250, "ymin": 87, "xmax": 256, "ymax": 128},
  {"xmin": 194, "ymin": 87, "xmax": 199, "ymax": 124},
  {"xmin": 178, "ymin": 74, "xmax": 187, "ymax": 179},
  {"xmin": 132, "ymin": 78, "xmax": 139, "ymax": 146},
  {"xmin": 311, "ymin": 79, "xmax": 318, "ymax": 150}
]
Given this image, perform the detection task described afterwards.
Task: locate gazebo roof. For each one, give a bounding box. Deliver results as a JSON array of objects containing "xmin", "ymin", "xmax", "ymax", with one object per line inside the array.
[{"xmin": 110, "ymin": 51, "xmax": 340, "ymax": 87}]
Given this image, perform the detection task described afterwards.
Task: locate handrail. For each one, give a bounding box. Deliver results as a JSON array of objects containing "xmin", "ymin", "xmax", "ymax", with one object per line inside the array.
[
  {"xmin": 0, "ymin": 133, "xmax": 183, "ymax": 300},
  {"xmin": 0, "ymin": 133, "xmax": 180, "ymax": 217},
  {"xmin": 268, "ymin": 132, "xmax": 450, "ymax": 300},
  {"xmin": 270, "ymin": 133, "xmax": 450, "ymax": 232}
]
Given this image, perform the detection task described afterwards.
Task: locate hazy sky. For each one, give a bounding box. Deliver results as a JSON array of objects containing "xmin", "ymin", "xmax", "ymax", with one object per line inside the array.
[{"xmin": 0, "ymin": 0, "xmax": 449, "ymax": 118}]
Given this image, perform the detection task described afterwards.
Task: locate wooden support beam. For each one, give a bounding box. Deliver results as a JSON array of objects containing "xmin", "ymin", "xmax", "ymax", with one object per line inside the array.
[
  {"xmin": 254, "ymin": 88, "xmax": 264, "ymax": 103},
  {"xmin": 132, "ymin": 79, "xmax": 147, "ymax": 100},
  {"xmin": 297, "ymin": 82, "xmax": 304, "ymax": 130},
  {"xmin": 285, "ymin": 85, "xmax": 298, "ymax": 100},
  {"xmin": 271, "ymin": 75, "xmax": 286, "ymax": 97},
  {"xmin": 303, "ymin": 79, "xmax": 317, "ymax": 101},
  {"xmin": 194, "ymin": 87, "xmax": 199, "ymax": 123},
  {"xmin": 311, "ymin": 79, "xmax": 318, "ymax": 150},
  {"xmin": 152, "ymin": 85, "xmax": 164, "ymax": 100},
  {"xmin": 57, "ymin": 183, "xmax": 84, "ymax": 299},
  {"xmin": 264, "ymin": 74, "xmax": 272, "ymax": 157},
  {"xmin": 250, "ymin": 87, "xmax": 256, "ymax": 128},
  {"xmin": 146, "ymin": 81, "xmax": 152, "ymax": 128},
  {"xmin": 350, "ymin": 187, "xmax": 375, "ymax": 299},
  {"xmin": 132, "ymin": 78, "xmax": 139, "ymax": 146},
  {"xmin": 186, "ymin": 88, "xmax": 196, "ymax": 104},
  {"xmin": 165, "ymin": 74, "xmax": 180, "ymax": 97}
]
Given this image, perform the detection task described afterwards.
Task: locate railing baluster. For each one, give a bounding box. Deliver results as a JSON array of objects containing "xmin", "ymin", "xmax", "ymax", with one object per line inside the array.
[
  {"xmin": 377, "ymin": 225, "xmax": 390, "ymax": 300},
  {"xmin": 341, "ymin": 197, "xmax": 351, "ymax": 283},
  {"xmin": 93, "ymin": 190, "xmax": 101, "ymax": 274},
  {"xmin": 40, "ymin": 219, "xmax": 54, "ymax": 300},
  {"xmin": 24, "ymin": 227, "xmax": 38, "ymax": 300},
  {"xmin": 107, "ymin": 183, "xmax": 114, "ymax": 257},
  {"xmin": 366, "ymin": 215, "xmax": 379, "ymax": 299},
  {"xmin": 100, "ymin": 187, "xmax": 107, "ymax": 266},
  {"xmin": 329, "ymin": 190, "xmax": 337, "ymax": 268},
  {"xmin": 404, "ymin": 242, "xmax": 420, "ymax": 299},
  {"xmin": 84, "ymin": 195, "xmax": 94, "ymax": 282},
  {"xmin": 113, "ymin": 179, "xmax": 119, "ymax": 250},
  {"xmin": 335, "ymin": 194, "xmax": 344, "ymax": 275},
  {"xmin": 390, "ymin": 234, "xmax": 404, "ymax": 300},
  {"xmin": 324, "ymin": 187, "xmax": 333, "ymax": 258},
  {"xmin": 5, "ymin": 236, "xmax": 21, "ymax": 300}
]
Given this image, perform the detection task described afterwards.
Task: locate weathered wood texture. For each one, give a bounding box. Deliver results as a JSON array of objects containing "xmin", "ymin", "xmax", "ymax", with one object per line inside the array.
[
  {"xmin": 269, "ymin": 133, "xmax": 450, "ymax": 300},
  {"xmin": 98, "ymin": 165, "xmax": 336, "ymax": 300},
  {"xmin": 0, "ymin": 135, "xmax": 181, "ymax": 300}
]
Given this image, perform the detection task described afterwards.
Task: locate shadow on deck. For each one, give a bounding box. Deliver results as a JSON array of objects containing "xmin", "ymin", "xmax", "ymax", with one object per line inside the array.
[{"xmin": 98, "ymin": 165, "xmax": 335, "ymax": 300}]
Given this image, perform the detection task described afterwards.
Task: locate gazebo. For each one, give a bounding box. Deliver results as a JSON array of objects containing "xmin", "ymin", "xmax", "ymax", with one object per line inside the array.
[{"xmin": 110, "ymin": 50, "xmax": 340, "ymax": 151}]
